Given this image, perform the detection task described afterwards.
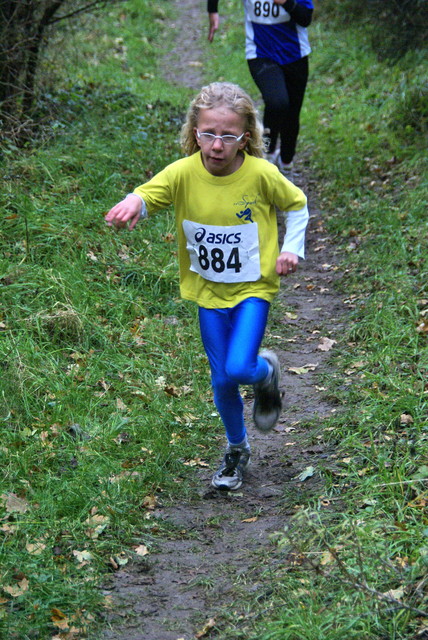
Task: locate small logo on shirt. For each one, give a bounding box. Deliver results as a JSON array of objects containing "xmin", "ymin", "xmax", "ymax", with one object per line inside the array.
[{"xmin": 234, "ymin": 195, "xmax": 258, "ymax": 223}]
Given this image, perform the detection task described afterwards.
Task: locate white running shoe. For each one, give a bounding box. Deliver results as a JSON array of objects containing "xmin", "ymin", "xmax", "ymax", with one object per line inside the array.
[
  {"xmin": 264, "ymin": 149, "xmax": 280, "ymax": 165},
  {"xmin": 212, "ymin": 445, "xmax": 251, "ymax": 491}
]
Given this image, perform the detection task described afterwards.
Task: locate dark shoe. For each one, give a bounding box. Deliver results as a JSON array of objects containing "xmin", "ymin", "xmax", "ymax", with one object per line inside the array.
[{"xmin": 253, "ymin": 350, "xmax": 282, "ymax": 432}]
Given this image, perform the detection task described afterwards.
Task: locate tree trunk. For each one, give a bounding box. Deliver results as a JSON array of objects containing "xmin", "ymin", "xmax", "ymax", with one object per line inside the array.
[
  {"xmin": 21, "ymin": 1, "xmax": 66, "ymax": 117},
  {"xmin": 0, "ymin": 1, "xmax": 35, "ymax": 116},
  {"xmin": 0, "ymin": 0, "xmax": 113, "ymax": 136}
]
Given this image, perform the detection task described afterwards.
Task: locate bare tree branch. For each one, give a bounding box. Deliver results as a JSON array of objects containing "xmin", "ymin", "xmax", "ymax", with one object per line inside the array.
[{"xmin": 47, "ymin": 0, "xmax": 111, "ymax": 25}]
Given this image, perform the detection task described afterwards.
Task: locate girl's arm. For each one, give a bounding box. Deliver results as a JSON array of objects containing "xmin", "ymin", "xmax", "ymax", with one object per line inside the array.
[
  {"xmin": 105, "ymin": 194, "xmax": 146, "ymax": 230},
  {"xmin": 275, "ymin": 201, "xmax": 309, "ymax": 275},
  {"xmin": 273, "ymin": 0, "xmax": 313, "ymax": 27}
]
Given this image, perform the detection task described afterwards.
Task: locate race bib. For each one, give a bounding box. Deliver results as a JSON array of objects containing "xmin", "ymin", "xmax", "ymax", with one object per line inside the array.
[
  {"xmin": 183, "ymin": 220, "xmax": 261, "ymax": 284},
  {"xmin": 246, "ymin": 0, "xmax": 289, "ymax": 24}
]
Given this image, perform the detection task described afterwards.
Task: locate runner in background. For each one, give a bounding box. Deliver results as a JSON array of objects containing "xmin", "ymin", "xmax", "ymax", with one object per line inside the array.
[
  {"xmin": 105, "ymin": 82, "xmax": 309, "ymax": 491},
  {"xmin": 207, "ymin": 0, "xmax": 314, "ymax": 173}
]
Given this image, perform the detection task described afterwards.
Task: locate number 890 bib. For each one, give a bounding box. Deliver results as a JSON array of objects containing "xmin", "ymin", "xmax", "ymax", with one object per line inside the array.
[
  {"xmin": 183, "ymin": 220, "xmax": 261, "ymax": 284},
  {"xmin": 246, "ymin": 0, "xmax": 289, "ymax": 24}
]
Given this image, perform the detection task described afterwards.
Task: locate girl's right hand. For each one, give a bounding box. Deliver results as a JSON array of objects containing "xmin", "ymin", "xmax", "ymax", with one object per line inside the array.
[{"xmin": 104, "ymin": 195, "xmax": 142, "ymax": 230}]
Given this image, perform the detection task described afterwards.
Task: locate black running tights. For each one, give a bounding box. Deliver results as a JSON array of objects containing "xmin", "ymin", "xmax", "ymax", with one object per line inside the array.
[{"xmin": 248, "ymin": 56, "xmax": 309, "ymax": 164}]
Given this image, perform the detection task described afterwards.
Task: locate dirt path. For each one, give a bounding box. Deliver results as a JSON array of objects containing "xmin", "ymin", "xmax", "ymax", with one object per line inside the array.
[{"xmin": 101, "ymin": 4, "xmax": 347, "ymax": 638}]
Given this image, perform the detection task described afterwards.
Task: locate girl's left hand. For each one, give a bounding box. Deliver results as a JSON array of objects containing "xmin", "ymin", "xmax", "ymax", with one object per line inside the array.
[{"xmin": 276, "ymin": 251, "xmax": 298, "ymax": 276}]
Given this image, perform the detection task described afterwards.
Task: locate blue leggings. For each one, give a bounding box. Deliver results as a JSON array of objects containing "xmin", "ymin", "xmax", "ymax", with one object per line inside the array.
[{"xmin": 198, "ymin": 297, "xmax": 270, "ymax": 445}]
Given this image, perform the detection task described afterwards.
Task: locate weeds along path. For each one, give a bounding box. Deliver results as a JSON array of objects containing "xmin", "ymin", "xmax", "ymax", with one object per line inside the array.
[
  {"xmin": 102, "ymin": 200, "xmax": 346, "ymax": 640},
  {"xmin": 101, "ymin": 2, "xmax": 347, "ymax": 638}
]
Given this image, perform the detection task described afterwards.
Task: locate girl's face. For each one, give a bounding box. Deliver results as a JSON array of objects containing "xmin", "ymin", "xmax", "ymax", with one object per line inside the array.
[{"xmin": 194, "ymin": 107, "xmax": 249, "ymax": 176}]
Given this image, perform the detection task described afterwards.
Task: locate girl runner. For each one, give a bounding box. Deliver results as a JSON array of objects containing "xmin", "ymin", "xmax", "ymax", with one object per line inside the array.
[{"xmin": 105, "ymin": 82, "xmax": 309, "ymax": 490}]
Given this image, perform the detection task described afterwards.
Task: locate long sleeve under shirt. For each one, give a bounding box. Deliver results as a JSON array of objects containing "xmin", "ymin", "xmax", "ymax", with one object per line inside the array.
[{"xmin": 133, "ymin": 151, "xmax": 308, "ymax": 310}]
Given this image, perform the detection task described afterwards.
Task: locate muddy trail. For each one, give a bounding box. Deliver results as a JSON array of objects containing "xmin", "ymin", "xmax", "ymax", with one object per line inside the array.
[{"xmin": 100, "ymin": 3, "xmax": 348, "ymax": 639}]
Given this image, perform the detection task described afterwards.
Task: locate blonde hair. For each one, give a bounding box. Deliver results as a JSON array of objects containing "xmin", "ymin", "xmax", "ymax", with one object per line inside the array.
[{"xmin": 180, "ymin": 82, "xmax": 266, "ymax": 157}]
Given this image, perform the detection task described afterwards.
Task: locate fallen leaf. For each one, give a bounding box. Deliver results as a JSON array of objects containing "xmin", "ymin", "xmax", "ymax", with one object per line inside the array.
[
  {"xmin": 383, "ymin": 586, "xmax": 404, "ymax": 601},
  {"xmin": 288, "ymin": 363, "xmax": 319, "ymax": 375},
  {"xmin": 2, "ymin": 492, "xmax": 30, "ymax": 514},
  {"xmin": 183, "ymin": 457, "xmax": 209, "ymax": 468},
  {"xmin": 195, "ymin": 617, "xmax": 216, "ymax": 638},
  {"xmin": 164, "ymin": 385, "xmax": 181, "ymax": 397},
  {"xmin": 3, "ymin": 577, "xmax": 30, "ymax": 597},
  {"xmin": 134, "ymin": 544, "xmax": 149, "ymax": 557},
  {"xmin": 241, "ymin": 517, "xmax": 258, "ymax": 523},
  {"xmin": 116, "ymin": 398, "xmax": 127, "ymax": 411},
  {"xmin": 317, "ymin": 337, "xmax": 336, "ymax": 351},
  {"xmin": 412, "ymin": 465, "xmax": 428, "ymax": 480},
  {"xmin": 320, "ymin": 550, "xmax": 335, "ymax": 565},
  {"xmin": 72, "ymin": 550, "xmax": 93, "ymax": 563},
  {"xmin": 109, "ymin": 470, "xmax": 141, "ymax": 484},
  {"xmin": 103, "ymin": 595, "xmax": 114, "ymax": 608},
  {"xmin": 51, "ymin": 608, "xmax": 69, "ymax": 630},
  {"xmin": 357, "ymin": 467, "xmax": 370, "ymax": 477},
  {"xmin": 86, "ymin": 251, "xmax": 98, "ymax": 262},
  {"xmin": 407, "ymin": 496, "xmax": 427, "ymax": 508},
  {"xmin": 142, "ymin": 495, "xmax": 157, "ymax": 510},
  {"xmin": 85, "ymin": 514, "xmax": 109, "ymax": 539},
  {"xmin": 416, "ymin": 320, "xmax": 428, "ymax": 333},
  {"xmin": 297, "ymin": 466, "xmax": 315, "ymax": 482},
  {"xmin": 26, "ymin": 542, "xmax": 46, "ymax": 555},
  {"xmin": 112, "ymin": 552, "xmax": 128, "ymax": 567}
]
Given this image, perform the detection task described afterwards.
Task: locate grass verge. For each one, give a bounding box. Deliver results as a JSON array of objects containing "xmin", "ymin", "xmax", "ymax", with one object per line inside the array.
[
  {"xmin": 207, "ymin": 2, "xmax": 427, "ymax": 638},
  {"xmin": 1, "ymin": 0, "xmax": 427, "ymax": 638}
]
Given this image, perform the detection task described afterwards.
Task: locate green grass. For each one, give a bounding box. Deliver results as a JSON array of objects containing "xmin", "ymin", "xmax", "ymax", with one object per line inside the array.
[{"xmin": 1, "ymin": 0, "xmax": 427, "ymax": 637}]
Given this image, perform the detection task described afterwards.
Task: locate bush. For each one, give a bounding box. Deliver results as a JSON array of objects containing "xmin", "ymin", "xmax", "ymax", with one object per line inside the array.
[
  {"xmin": 390, "ymin": 85, "xmax": 428, "ymax": 141},
  {"xmin": 318, "ymin": 0, "xmax": 427, "ymax": 61}
]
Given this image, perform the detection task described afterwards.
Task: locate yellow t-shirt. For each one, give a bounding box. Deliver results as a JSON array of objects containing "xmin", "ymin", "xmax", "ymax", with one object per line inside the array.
[{"xmin": 134, "ymin": 151, "xmax": 307, "ymax": 309}]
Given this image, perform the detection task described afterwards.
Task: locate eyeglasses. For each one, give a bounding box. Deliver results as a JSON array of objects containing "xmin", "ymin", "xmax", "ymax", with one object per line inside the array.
[{"xmin": 196, "ymin": 129, "xmax": 245, "ymax": 145}]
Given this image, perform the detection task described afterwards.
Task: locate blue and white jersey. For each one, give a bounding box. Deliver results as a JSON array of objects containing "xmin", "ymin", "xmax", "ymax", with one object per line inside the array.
[{"xmin": 244, "ymin": 0, "xmax": 313, "ymax": 65}]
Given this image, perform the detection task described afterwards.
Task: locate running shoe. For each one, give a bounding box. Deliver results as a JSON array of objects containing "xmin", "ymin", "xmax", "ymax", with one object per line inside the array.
[
  {"xmin": 277, "ymin": 158, "xmax": 294, "ymax": 178},
  {"xmin": 253, "ymin": 350, "xmax": 282, "ymax": 432},
  {"xmin": 212, "ymin": 445, "xmax": 251, "ymax": 491},
  {"xmin": 264, "ymin": 149, "xmax": 280, "ymax": 165}
]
